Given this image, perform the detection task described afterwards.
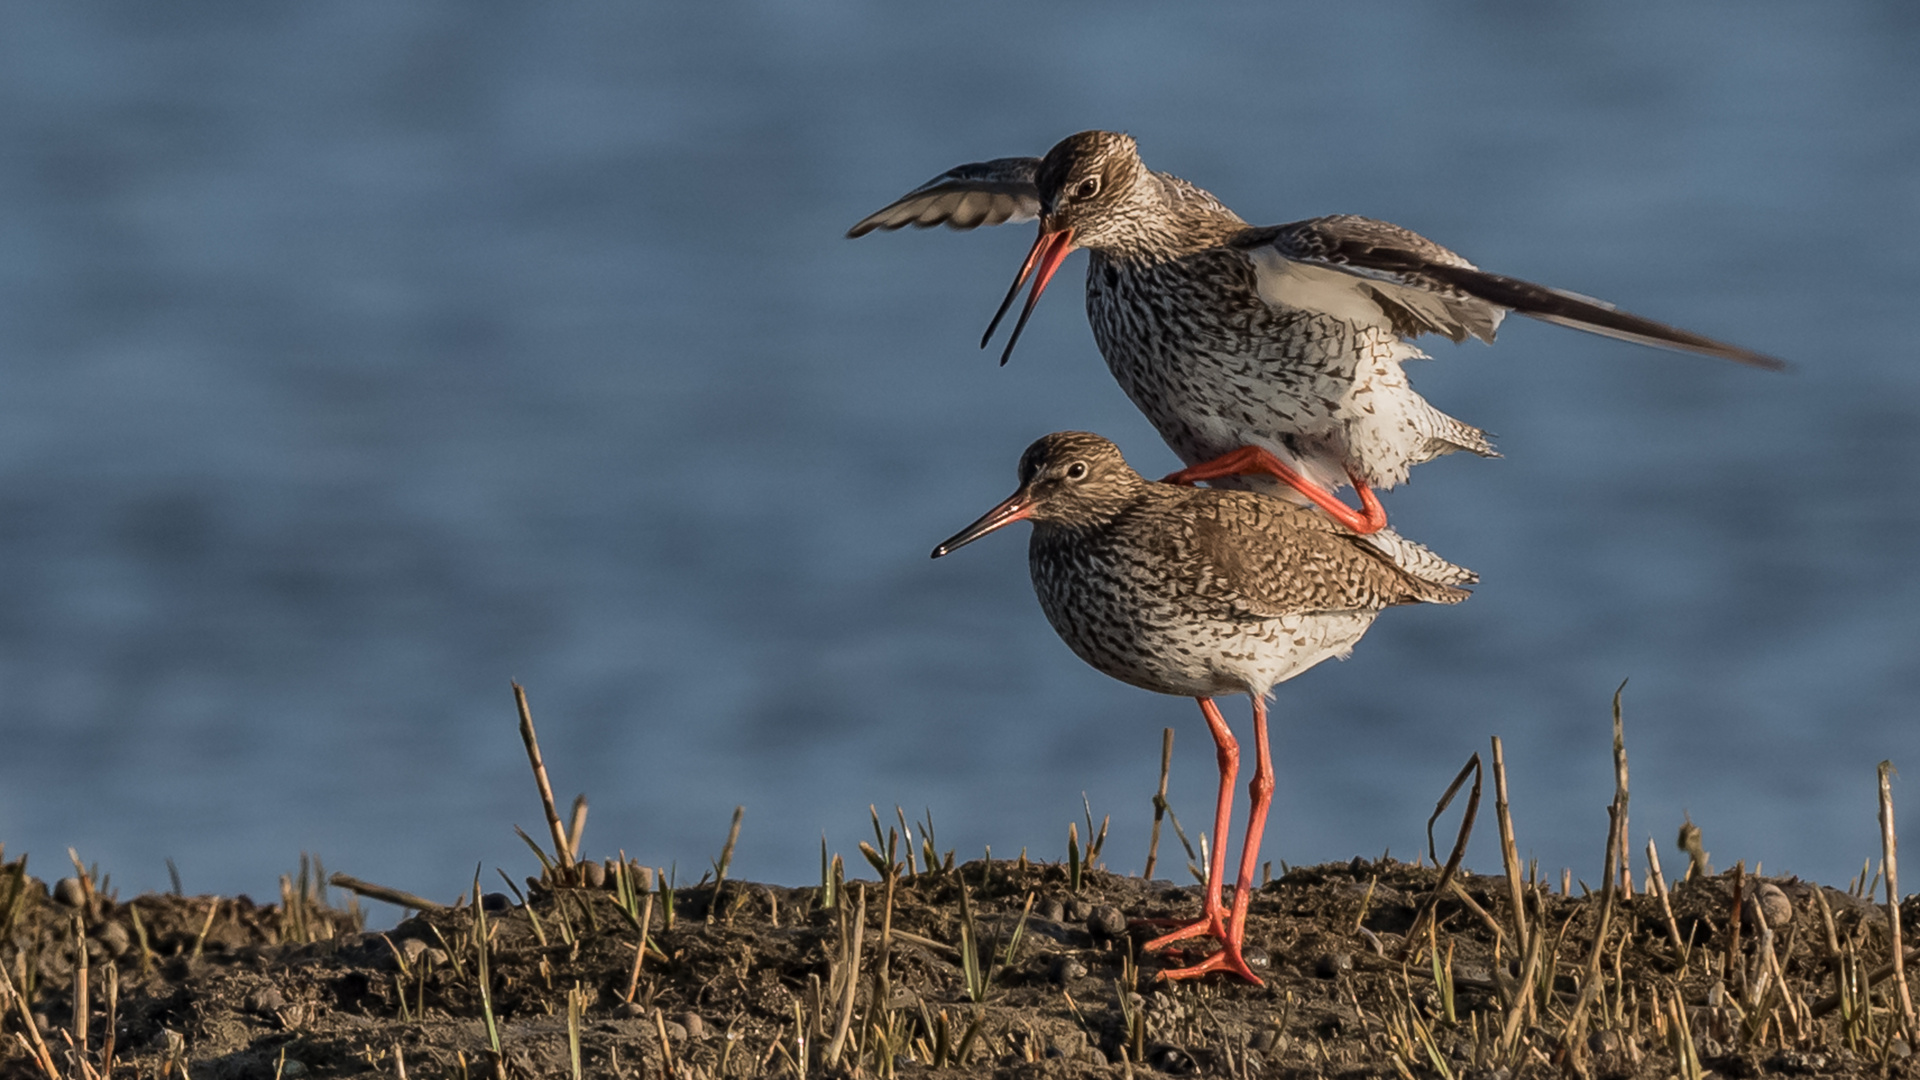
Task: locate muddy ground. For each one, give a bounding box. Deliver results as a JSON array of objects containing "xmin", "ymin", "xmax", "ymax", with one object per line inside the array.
[{"xmin": 3, "ymin": 844, "xmax": 1919, "ymax": 1079}]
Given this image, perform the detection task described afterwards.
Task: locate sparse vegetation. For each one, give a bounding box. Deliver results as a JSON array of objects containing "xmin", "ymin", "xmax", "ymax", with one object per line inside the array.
[{"xmin": 1, "ymin": 685, "xmax": 1916, "ymax": 1078}]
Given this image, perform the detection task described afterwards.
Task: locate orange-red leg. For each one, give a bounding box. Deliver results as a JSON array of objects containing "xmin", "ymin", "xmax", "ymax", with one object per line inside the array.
[
  {"xmin": 1159, "ymin": 694, "xmax": 1273, "ymax": 985},
  {"xmin": 1143, "ymin": 698, "xmax": 1235, "ymax": 952},
  {"xmin": 1162, "ymin": 446, "xmax": 1386, "ymax": 535}
]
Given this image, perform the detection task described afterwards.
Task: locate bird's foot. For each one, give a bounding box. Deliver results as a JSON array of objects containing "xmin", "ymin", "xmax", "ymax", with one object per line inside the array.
[
  {"xmin": 1159, "ymin": 448, "xmax": 1387, "ymax": 534},
  {"xmin": 1141, "ymin": 913, "xmax": 1230, "ymax": 953},
  {"xmin": 1155, "ymin": 942, "xmax": 1265, "ymax": 985}
]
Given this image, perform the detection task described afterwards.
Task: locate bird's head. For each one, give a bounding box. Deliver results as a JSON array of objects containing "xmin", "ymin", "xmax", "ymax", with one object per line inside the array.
[
  {"xmin": 932, "ymin": 432, "xmax": 1145, "ymax": 557},
  {"xmin": 1034, "ymin": 131, "xmax": 1151, "ymax": 246}
]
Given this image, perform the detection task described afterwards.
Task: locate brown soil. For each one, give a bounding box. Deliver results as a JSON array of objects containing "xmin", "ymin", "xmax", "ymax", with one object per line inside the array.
[{"xmin": 4, "ymin": 849, "xmax": 1919, "ymax": 1079}]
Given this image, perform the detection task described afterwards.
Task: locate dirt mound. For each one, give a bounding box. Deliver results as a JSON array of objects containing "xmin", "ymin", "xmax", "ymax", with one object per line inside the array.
[{"xmin": 4, "ymin": 846, "xmax": 1918, "ymax": 1078}]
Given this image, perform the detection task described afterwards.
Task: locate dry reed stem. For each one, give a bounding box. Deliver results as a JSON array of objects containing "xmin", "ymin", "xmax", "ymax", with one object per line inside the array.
[
  {"xmin": 0, "ymin": 958, "xmax": 57, "ymax": 1078},
  {"xmin": 1727, "ymin": 862, "xmax": 1745, "ymax": 1001},
  {"xmin": 1644, "ymin": 839, "xmax": 1687, "ymax": 958},
  {"xmin": 622, "ymin": 888, "xmax": 656, "ymax": 1004},
  {"xmin": 70, "ymin": 917, "xmax": 87, "ymax": 1062},
  {"xmin": 824, "ymin": 884, "xmax": 867, "ymax": 1067},
  {"xmin": 566, "ymin": 795, "xmax": 588, "ymax": 860},
  {"xmin": 1144, "ymin": 728, "xmax": 1173, "ymax": 880},
  {"xmin": 513, "ymin": 681, "xmax": 575, "ymax": 872},
  {"xmin": 1491, "ymin": 736, "xmax": 1528, "ymax": 956},
  {"xmin": 1445, "ymin": 879, "xmax": 1504, "ymax": 942},
  {"xmin": 1401, "ymin": 753, "xmax": 1481, "ymax": 958},
  {"xmin": 653, "ymin": 1005, "xmax": 678, "ymax": 1077},
  {"xmin": 1563, "ymin": 698, "xmax": 1632, "ymax": 1054},
  {"xmin": 709, "ymin": 805, "xmax": 745, "ymax": 924},
  {"xmin": 1609, "ymin": 684, "xmax": 1632, "ymax": 895},
  {"xmin": 1880, "ymin": 761, "xmax": 1915, "ymax": 1036},
  {"xmin": 1810, "ymin": 944, "xmax": 1920, "ymax": 1018},
  {"xmin": 329, "ymin": 873, "xmax": 448, "ymax": 913}
]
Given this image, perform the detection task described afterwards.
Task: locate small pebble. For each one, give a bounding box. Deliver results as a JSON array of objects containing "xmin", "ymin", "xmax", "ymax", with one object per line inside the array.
[
  {"xmin": 1050, "ymin": 956, "xmax": 1088, "ymax": 984},
  {"xmin": 1588, "ymin": 1029, "xmax": 1621, "ymax": 1054},
  {"xmin": 279, "ymin": 1061, "xmax": 308, "ymax": 1078},
  {"xmin": 1038, "ymin": 898, "xmax": 1065, "ymax": 923},
  {"xmin": 1047, "ymin": 1030, "xmax": 1086, "ymax": 1059},
  {"xmin": 95, "ymin": 922, "xmax": 130, "ymax": 957},
  {"xmin": 1752, "ymin": 882, "xmax": 1792, "ymax": 929},
  {"xmin": 480, "ymin": 892, "xmax": 511, "ymax": 913},
  {"xmin": 1314, "ymin": 951, "xmax": 1353, "ymax": 978},
  {"xmin": 247, "ymin": 987, "xmax": 287, "ymax": 1014},
  {"xmin": 1065, "ymin": 898, "xmax": 1094, "ymax": 923},
  {"xmin": 678, "ymin": 1012, "xmax": 706, "ymax": 1040},
  {"xmin": 1086, "ymin": 905, "xmax": 1127, "ymax": 940},
  {"xmin": 614, "ymin": 1001, "xmax": 647, "ymax": 1019},
  {"xmin": 32, "ymin": 1013, "xmax": 49, "ymax": 1035},
  {"xmin": 400, "ymin": 938, "xmax": 428, "ymax": 963},
  {"xmin": 1248, "ymin": 1030, "xmax": 1279, "ymax": 1053},
  {"xmin": 580, "ymin": 861, "xmax": 606, "ymax": 889},
  {"xmin": 1152, "ymin": 1046, "xmax": 1196, "ymax": 1073},
  {"xmin": 665, "ymin": 1021, "xmax": 688, "ymax": 1042},
  {"xmin": 53, "ymin": 878, "xmax": 85, "ymax": 908},
  {"xmin": 1242, "ymin": 945, "xmax": 1271, "ymax": 970},
  {"xmin": 1893, "ymin": 1038, "xmax": 1913, "ymax": 1060},
  {"xmin": 425, "ymin": 948, "xmax": 450, "ymax": 968},
  {"xmin": 1348, "ymin": 855, "xmax": 1369, "ymax": 876}
]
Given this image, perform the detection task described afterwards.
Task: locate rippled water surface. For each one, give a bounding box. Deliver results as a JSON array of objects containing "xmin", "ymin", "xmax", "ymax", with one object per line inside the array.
[{"xmin": 1, "ymin": 3, "xmax": 1916, "ymax": 903}]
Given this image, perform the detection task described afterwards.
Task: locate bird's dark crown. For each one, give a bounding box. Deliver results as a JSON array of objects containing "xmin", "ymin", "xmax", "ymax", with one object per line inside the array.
[{"xmin": 1035, "ymin": 131, "xmax": 1145, "ymax": 216}]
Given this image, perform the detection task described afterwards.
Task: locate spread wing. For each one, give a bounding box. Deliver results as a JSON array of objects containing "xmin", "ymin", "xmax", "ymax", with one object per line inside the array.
[
  {"xmin": 1234, "ymin": 215, "xmax": 1784, "ymax": 370},
  {"xmin": 847, "ymin": 157, "xmax": 1042, "ymax": 238}
]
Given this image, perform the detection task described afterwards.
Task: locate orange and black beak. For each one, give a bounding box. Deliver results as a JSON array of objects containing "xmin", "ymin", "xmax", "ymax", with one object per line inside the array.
[
  {"xmin": 980, "ymin": 225, "xmax": 1077, "ymax": 366},
  {"xmin": 931, "ymin": 487, "xmax": 1035, "ymax": 558}
]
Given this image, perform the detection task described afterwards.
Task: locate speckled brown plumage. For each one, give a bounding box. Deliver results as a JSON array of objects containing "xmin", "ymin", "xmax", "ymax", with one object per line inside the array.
[
  {"xmin": 932, "ymin": 431, "xmax": 1469, "ymax": 982},
  {"xmin": 854, "ymin": 130, "xmax": 1781, "ymax": 521},
  {"xmin": 936, "ymin": 431, "xmax": 1465, "ymax": 699}
]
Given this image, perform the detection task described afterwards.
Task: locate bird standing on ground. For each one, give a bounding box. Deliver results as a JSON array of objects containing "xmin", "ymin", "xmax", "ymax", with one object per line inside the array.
[
  {"xmin": 931, "ymin": 431, "xmax": 1470, "ymax": 982},
  {"xmin": 854, "ymin": 131, "xmax": 1781, "ymax": 535}
]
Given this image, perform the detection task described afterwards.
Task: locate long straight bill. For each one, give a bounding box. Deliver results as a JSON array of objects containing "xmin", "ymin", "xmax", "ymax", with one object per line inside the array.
[{"xmin": 931, "ymin": 490, "xmax": 1033, "ymax": 558}]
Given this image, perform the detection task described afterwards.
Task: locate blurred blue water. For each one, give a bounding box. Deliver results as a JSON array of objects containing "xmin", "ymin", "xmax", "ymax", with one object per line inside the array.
[{"xmin": 0, "ymin": 2, "xmax": 1916, "ymax": 906}]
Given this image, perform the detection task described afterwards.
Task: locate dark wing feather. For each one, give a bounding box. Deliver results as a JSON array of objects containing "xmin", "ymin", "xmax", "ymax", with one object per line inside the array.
[
  {"xmin": 846, "ymin": 157, "xmax": 1042, "ymax": 238},
  {"xmin": 1416, "ymin": 261, "xmax": 1786, "ymax": 369},
  {"xmin": 1238, "ymin": 215, "xmax": 1784, "ymax": 369}
]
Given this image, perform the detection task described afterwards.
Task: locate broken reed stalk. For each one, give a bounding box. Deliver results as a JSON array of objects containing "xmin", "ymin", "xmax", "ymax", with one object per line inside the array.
[
  {"xmin": 71, "ymin": 917, "xmax": 87, "ymax": 1062},
  {"xmin": 1564, "ymin": 691, "xmax": 1632, "ymax": 1050},
  {"xmin": 1400, "ymin": 753, "xmax": 1482, "ymax": 958},
  {"xmin": 513, "ymin": 681, "xmax": 575, "ymax": 872},
  {"xmin": 1880, "ymin": 760, "xmax": 1916, "ymax": 1035},
  {"xmin": 824, "ymin": 884, "xmax": 867, "ymax": 1067},
  {"xmin": 1491, "ymin": 736, "xmax": 1529, "ymax": 956},
  {"xmin": 1644, "ymin": 838, "xmax": 1687, "ymax": 958},
  {"xmin": 709, "ymin": 806, "xmax": 745, "ymax": 924},
  {"xmin": 329, "ymin": 874, "xmax": 448, "ymax": 913},
  {"xmin": 1610, "ymin": 682, "xmax": 1632, "ymax": 895},
  {"xmin": 567, "ymin": 795, "xmax": 589, "ymax": 860},
  {"xmin": 0, "ymin": 958, "xmax": 57, "ymax": 1078},
  {"xmin": 622, "ymin": 887, "xmax": 657, "ymax": 1004},
  {"xmin": 1727, "ymin": 862, "xmax": 1745, "ymax": 1000},
  {"xmin": 1144, "ymin": 727, "xmax": 1174, "ymax": 880},
  {"xmin": 1811, "ymin": 944, "xmax": 1920, "ymax": 1017}
]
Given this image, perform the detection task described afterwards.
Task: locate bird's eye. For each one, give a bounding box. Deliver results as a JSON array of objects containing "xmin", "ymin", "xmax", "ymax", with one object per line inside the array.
[
  {"xmin": 1064, "ymin": 461, "xmax": 1089, "ymax": 480},
  {"xmin": 1073, "ymin": 177, "xmax": 1100, "ymax": 201}
]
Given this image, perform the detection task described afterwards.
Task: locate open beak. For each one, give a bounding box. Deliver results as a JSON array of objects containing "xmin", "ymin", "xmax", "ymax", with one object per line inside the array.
[
  {"xmin": 931, "ymin": 488, "xmax": 1035, "ymax": 558},
  {"xmin": 980, "ymin": 225, "xmax": 1077, "ymax": 366}
]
